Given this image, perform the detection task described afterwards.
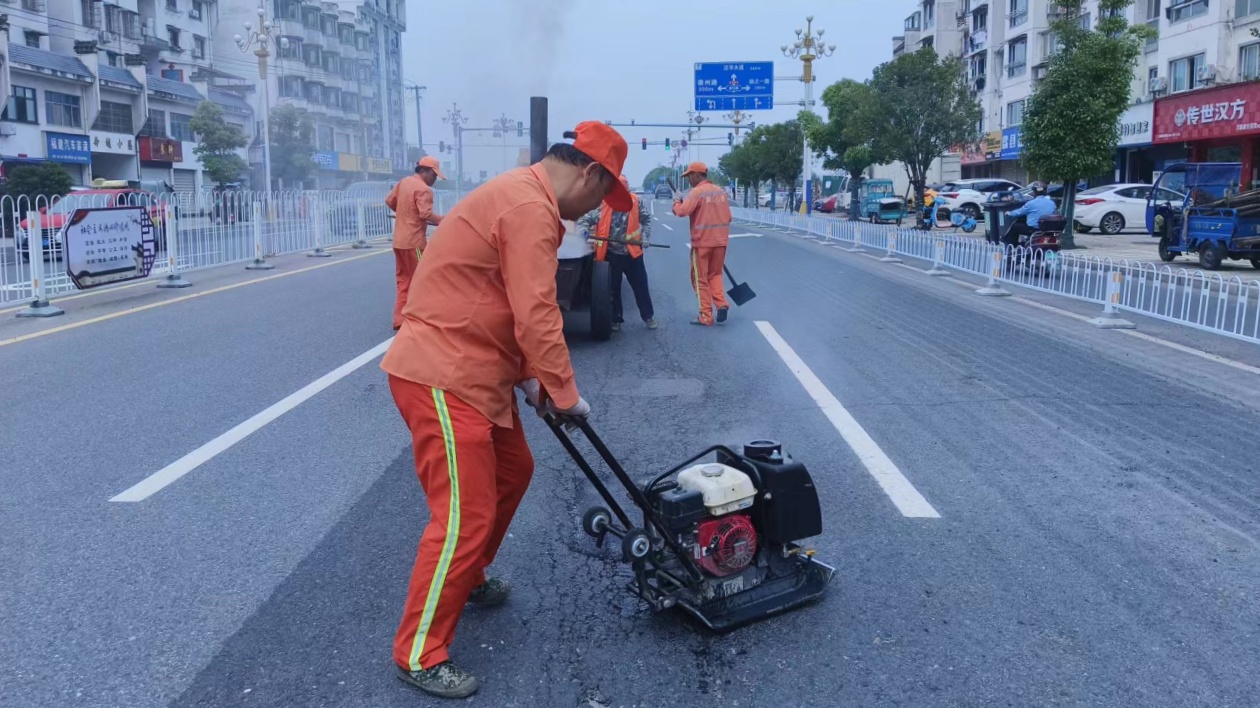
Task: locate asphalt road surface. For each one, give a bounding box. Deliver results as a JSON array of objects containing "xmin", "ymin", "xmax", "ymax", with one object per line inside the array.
[{"xmin": 3, "ymin": 206, "xmax": 1260, "ymax": 708}]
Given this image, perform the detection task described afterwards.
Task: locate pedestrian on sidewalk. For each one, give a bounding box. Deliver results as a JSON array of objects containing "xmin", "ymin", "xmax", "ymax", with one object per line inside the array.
[
  {"xmin": 380, "ymin": 121, "xmax": 632, "ymax": 700},
  {"xmin": 385, "ymin": 155, "xmax": 445, "ymax": 330},
  {"xmin": 578, "ymin": 175, "xmax": 656, "ymax": 331},
  {"xmin": 672, "ymin": 161, "xmax": 732, "ymax": 326}
]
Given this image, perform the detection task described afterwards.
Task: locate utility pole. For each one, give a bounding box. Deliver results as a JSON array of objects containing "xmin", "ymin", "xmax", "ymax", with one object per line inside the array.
[{"xmin": 406, "ymin": 84, "xmax": 427, "ymax": 157}]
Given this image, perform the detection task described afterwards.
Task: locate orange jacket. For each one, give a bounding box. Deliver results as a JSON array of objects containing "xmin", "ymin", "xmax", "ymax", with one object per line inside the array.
[
  {"xmin": 672, "ymin": 180, "xmax": 731, "ymax": 248},
  {"xmin": 385, "ymin": 175, "xmax": 442, "ymax": 251},
  {"xmin": 594, "ymin": 195, "xmax": 643, "ymax": 261},
  {"xmin": 380, "ymin": 164, "xmax": 579, "ymax": 428}
]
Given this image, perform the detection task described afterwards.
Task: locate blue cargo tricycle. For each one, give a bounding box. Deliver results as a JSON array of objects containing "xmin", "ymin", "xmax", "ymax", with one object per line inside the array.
[{"xmin": 1147, "ymin": 162, "xmax": 1260, "ymax": 270}]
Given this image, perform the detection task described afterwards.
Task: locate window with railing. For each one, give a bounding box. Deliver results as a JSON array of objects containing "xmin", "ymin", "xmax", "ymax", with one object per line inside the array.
[
  {"xmin": 2, "ymin": 86, "xmax": 38, "ymax": 124},
  {"xmin": 1009, "ymin": 0, "xmax": 1028, "ymax": 27},
  {"xmin": 80, "ymin": 0, "xmax": 99, "ymax": 28},
  {"xmin": 970, "ymin": 53, "xmax": 987, "ymax": 80},
  {"xmin": 170, "ymin": 112, "xmax": 195, "ymax": 142},
  {"xmin": 125, "ymin": 11, "xmax": 141, "ymax": 40},
  {"xmin": 45, "ymin": 91, "xmax": 82, "ymax": 128},
  {"xmin": 1007, "ymin": 36, "xmax": 1027, "ymax": 76},
  {"xmin": 279, "ymin": 76, "xmax": 302, "ymax": 98},
  {"xmin": 193, "ymin": 35, "xmax": 205, "ymax": 60},
  {"xmin": 924, "ymin": 0, "xmax": 936, "ymax": 29},
  {"xmin": 973, "ymin": 7, "xmax": 988, "ymax": 32},
  {"xmin": 279, "ymin": 39, "xmax": 301, "ymax": 60},
  {"xmin": 190, "ymin": 0, "xmax": 202, "ymax": 20},
  {"xmin": 1168, "ymin": 0, "xmax": 1207, "ymax": 22},
  {"xmin": 95, "ymin": 101, "xmax": 132, "ymax": 133},
  {"xmin": 141, "ymin": 109, "xmax": 166, "ymax": 137}
]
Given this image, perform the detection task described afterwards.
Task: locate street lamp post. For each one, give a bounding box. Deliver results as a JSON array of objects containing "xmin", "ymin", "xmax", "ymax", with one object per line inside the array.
[
  {"xmin": 234, "ymin": 7, "xmax": 288, "ymax": 199},
  {"xmin": 442, "ymin": 103, "xmax": 469, "ymax": 199},
  {"xmin": 782, "ymin": 16, "xmax": 835, "ymax": 215},
  {"xmin": 491, "ymin": 113, "xmax": 516, "ymax": 175}
]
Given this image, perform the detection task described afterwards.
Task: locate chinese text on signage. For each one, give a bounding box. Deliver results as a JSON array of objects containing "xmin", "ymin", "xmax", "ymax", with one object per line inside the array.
[{"xmin": 63, "ymin": 206, "xmax": 157, "ymax": 289}]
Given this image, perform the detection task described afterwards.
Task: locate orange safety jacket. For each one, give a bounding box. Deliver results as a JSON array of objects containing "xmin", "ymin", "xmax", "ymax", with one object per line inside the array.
[
  {"xmin": 672, "ymin": 180, "xmax": 731, "ymax": 248},
  {"xmin": 593, "ymin": 194, "xmax": 643, "ymax": 261}
]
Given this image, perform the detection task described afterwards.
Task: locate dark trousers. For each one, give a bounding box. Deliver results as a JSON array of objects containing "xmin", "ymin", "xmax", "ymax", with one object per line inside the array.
[
  {"xmin": 1002, "ymin": 218, "xmax": 1036, "ymax": 246},
  {"xmin": 608, "ymin": 252, "xmax": 654, "ymax": 323}
]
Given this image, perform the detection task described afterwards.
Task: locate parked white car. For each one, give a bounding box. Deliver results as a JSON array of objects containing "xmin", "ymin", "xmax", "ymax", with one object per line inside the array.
[
  {"xmin": 1072, "ymin": 183, "xmax": 1185, "ymax": 235},
  {"xmin": 934, "ymin": 178, "xmax": 1023, "ymax": 220}
]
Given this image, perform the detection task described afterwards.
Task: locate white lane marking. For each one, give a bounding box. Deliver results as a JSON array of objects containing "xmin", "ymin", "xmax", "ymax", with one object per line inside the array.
[
  {"xmin": 110, "ymin": 338, "xmax": 394, "ymax": 502},
  {"xmin": 730, "ymin": 233, "xmax": 762, "ymax": 238},
  {"xmin": 660, "ymin": 223, "xmax": 674, "ymax": 231},
  {"xmin": 755, "ymin": 321, "xmax": 941, "ymax": 519}
]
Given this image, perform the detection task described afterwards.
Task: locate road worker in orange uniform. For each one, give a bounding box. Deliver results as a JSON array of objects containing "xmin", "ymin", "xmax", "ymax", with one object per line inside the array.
[
  {"xmin": 379, "ymin": 121, "xmax": 633, "ymax": 700},
  {"xmin": 672, "ymin": 161, "xmax": 732, "ymax": 326},
  {"xmin": 384, "ymin": 155, "xmax": 445, "ymax": 330}
]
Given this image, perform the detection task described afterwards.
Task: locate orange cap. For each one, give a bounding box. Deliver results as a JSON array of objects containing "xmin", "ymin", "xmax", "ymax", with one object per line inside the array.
[
  {"xmin": 570, "ymin": 121, "xmax": 632, "ymax": 212},
  {"xmin": 417, "ymin": 155, "xmax": 446, "ymax": 180},
  {"xmin": 681, "ymin": 161, "xmax": 708, "ymax": 177}
]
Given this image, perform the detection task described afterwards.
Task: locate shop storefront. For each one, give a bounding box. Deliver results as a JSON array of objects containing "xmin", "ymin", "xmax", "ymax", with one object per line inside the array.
[
  {"xmin": 959, "ymin": 130, "xmax": 1028, "ymax": 183},
  {"xmin": 1153, "ymin": 82, "xmax": 1260, "ymax": 191},
  {"xmin": 44, "ymin": 132, "xmax": 92, "ymax": 184},
  {"xmin": 1114, "ymin": 102, "xmax": 1155, "ymax": 184},
  {"xmin": 138, "ymin": 136, "xmax": 183, "ymax": 186}
]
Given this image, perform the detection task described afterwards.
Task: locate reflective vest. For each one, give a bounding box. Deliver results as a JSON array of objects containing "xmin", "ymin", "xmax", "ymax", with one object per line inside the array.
[{"xmin": 594, "ymin": 194, "xmax": 643, "ymax": 261}]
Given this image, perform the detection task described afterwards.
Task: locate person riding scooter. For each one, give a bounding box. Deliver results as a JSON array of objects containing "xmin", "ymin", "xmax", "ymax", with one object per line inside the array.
[{"xmin": 1002, "ymin": 182, "xmax": 1057, "ymax": 246}]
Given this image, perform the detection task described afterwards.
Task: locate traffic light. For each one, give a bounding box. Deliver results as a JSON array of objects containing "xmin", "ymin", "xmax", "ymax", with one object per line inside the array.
[
  {"xmin": 438, "ymin": 140, "xmax": 445, "ymax": 153},
  {"xmin": 642, "ymin": 138, "xmax": 647, "ymax": 151},
  {"xmin": 664, "ymin": 138, "xmax": 670, "ymax": 150},
  {"xmin": 728, "ymin": 132, "xmax": 734, "ymax": 145},
  {"xmin": 517, "ymin": 121, "xmax": 524, "ymax": 137}
]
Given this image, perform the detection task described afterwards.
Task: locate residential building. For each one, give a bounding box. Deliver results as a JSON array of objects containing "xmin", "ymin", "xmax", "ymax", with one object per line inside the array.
[{"xmin": 885, "ymin": 0, "xmax": 1260, "ymax": 191}]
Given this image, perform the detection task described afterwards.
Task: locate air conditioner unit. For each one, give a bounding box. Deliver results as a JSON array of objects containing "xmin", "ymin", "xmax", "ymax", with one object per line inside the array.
[
  {"xmin": 1197, "ymin": 65, "xmax": 1217, "ymax": 84},
  {"xmin": 1149, "ymin": 76, "xmax": 1168, "ymax": 93},
  {"xmin": 0, "ymin": 122, "xmax": 17, "ymax": 136},
  {"xmin": 1033, "ymin": 65, "xmax": 1047, "ymax": 80}
]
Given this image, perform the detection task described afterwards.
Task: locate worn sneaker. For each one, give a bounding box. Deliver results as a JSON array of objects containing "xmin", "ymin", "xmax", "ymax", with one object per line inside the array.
[
  {"xmin": 467, "ymin": 577, "xmax": 510, "ymax": 607},
  {"xmin": 644, "ymin": 319, "xmax": 658, "ymax": 329},
  {"xmin": 395, "ymin": 661, "xmax": 479, "ymax": 699},
  {"xmin": 611, "ymin": 322, "xmax": 622, "ymax": 332},
  {"xmin": 716, "ymin": 307, "xmax": 729, "ymax": 324}
]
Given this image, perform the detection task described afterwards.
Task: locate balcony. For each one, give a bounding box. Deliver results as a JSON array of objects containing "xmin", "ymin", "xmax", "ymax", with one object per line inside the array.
[
  {"xmin": 139, "ymin": 32, "xmax": 171, "ymax": 53},
  {"xmin": 967, "ymin": 30, "xmax": 988, "ymax": 54},
  {"xmin": 1009, "ymin": 9, "xmax": 1028, "ymax": 28}
]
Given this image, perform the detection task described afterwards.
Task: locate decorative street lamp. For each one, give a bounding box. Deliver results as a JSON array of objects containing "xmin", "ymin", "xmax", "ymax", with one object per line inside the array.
[
  {"xmin": 442, "ymin": 103, "xmax": 469, "ymax": 198},
  {"xmin": 782, "ymin": 16, "xmax": 835, "ymax": 214},
  {"xmin": 492, "ymin": 112, "xmax": 516, "ymax": 175},
  {"xmin": 234, "ymin": 7, "xmax": 289, "ymax": 196}
]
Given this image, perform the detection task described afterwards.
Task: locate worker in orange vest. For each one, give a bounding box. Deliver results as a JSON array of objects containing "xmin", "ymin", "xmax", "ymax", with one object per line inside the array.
[
  {"xmin": 385, "ymin": 155, "xmax": 445, "ymax": 330},
  {"xmin": 672, "ymin": 161, "xmax": 732, "ymax": 326},
  {"xmin": 380, "ymin": 122, "xmax": 632, "ymax": 699},
  {"xmin": 578, "ymin": 175, "xmax": 656, "ymax": 331}
]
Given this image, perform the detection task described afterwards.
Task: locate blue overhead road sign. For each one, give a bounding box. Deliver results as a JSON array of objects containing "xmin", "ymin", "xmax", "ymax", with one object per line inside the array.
[{"xmin": 694, "ymin": 61, "xmax": 774, "ymax": 112}]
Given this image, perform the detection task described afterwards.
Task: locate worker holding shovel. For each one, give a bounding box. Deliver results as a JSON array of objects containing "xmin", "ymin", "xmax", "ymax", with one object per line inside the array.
[{"xmin": 672, "ymin": 161, "xmax": 733, "ymax": 326}]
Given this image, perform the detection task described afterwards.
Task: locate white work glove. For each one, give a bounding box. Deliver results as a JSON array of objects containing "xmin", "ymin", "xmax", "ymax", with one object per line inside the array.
[
  {"xmin": 515, "ymin": 378, "xmax": 541, "ymax": 409},
  {"xmin": 544, "ymin": 396, "xmax": 591, "ymax": 429}
]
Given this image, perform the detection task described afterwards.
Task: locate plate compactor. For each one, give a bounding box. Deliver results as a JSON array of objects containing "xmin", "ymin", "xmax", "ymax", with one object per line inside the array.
[{"xmin": 546, "ymin": 417, "xmax": 835, "ymax": 631}]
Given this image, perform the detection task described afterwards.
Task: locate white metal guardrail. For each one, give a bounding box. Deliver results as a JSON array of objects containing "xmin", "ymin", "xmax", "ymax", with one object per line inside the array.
[
  {"xmin": 732, "ymin": 207, "xmax": 1260, "ymax": 345},
  {"xmin": 0, "ymin": 187, "xmax": 460, "ymax": 307}
]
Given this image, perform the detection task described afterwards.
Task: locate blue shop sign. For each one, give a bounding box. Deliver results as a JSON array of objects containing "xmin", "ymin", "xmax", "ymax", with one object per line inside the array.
[
  {"xmin": 1000, "ymin": 127, "xmax": 1023, "ymax": 160},
  {"xmin": 46, "ymin": 132, "xmax": 91, "ymax": 164},
  {"xmin": 312, "ymin": 151, "xmax": 337, "ymax": 170}
]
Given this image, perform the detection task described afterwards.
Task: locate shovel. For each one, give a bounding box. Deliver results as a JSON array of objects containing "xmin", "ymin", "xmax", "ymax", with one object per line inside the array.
[{"xmin": 723, "ymin": 264, "xmax": 756, "ymax": 306}]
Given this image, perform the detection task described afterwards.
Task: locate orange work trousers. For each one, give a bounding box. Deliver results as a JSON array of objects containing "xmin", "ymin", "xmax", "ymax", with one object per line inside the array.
[
  {"xmin": 393, "ymin": 248, "xmax": 421, "ymax": 330},
  {"xmin": 388, "ymin": 376, "xmax": 535, "ymax": 671},
  {"xmin": 690, "ymin": 246, "xmax": 729, "ymax": 325}
]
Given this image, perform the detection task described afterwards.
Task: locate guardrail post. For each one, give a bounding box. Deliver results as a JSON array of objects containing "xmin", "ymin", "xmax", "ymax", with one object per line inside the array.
[
  {"xmin": 975, "ymin": 248, "xmax": 1011, "ymax": 297},
  {"xmin": 16, "ymin": 210, "xmax": 65, "ymax": 318},
  {"xmin": 1090, "ymin": 270, "xmax": 1136, "ymax": 329},
  {"xmin": 846, "ymin": 223, "xmax": 865, "ymax": 252},
  {"xmin": 157, "ymin": 202, "xmax": 192, "ymax": 288},
  {"xmin": 926, "ymin": 239, "xmax": 949, "ymax": 276},
  {"xmin": 246, "ymin": 200, "xmax": 274, "ymax": 270},
  {"xmin": 352, "ymin": 200, "xmax": 371, "ymax": 249},
  {"xmin": 879, "ymin": 231, "xmax": 903, "ymax": 263},
  {"xmin": 308, "ymin": 197, "xmax": 331, "ymax": 258}
]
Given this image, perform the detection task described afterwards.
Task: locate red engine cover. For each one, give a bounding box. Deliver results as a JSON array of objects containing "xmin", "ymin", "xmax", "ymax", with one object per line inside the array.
[{"xmin": 694, "ymin": 514, "xmax": 758, "ymax": 577}]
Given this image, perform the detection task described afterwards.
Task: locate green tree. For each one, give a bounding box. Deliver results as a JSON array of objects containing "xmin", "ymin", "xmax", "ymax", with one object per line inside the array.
[
  {"xmin": 750, "ymin": 120, "xmax": 804, "ymax": 208},
  {"xmin": 269, "ymin": 104, "xmax": 316, "ymax": 189},
  {"xmin": 189, "ymin": 101, "xmax": 248, "ymax": 187},
  {"xmin": 0, "ymin": 162, "xmax": 73, "ymax": 236},
  {"xmin": 809, "ymin": 79, "xmax": 884, "ymax": 219},
  {"xmin": 1022, "ymin": 0, "xmax": 1147, "ymax": 247},
  {"xmin": 706, "ymin": 166, "xmax": 730, "ymax": 188},
  {"xmin": 718, "ymin": 142, "xmax": 765, "ymax": 207},
  {"xmin": 642, "ymin": 165, "xmax": 675, "ymax": 192},
  {"xmin": 854, "ymin": 48, "xmax": 980, "ymax": 226}
]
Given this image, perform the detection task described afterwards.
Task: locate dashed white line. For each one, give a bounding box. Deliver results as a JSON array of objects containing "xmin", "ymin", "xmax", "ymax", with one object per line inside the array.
[
  {"xmin": 110, "ymin": 338, "xmax": 394, "ymax": 502},
  {"xmin": 754, "ymin": 321, "xmax": 941, "ymax": 519},
  {"xmin": 660, "ymin": 223, "xmax": 674, "ymax": 231}
]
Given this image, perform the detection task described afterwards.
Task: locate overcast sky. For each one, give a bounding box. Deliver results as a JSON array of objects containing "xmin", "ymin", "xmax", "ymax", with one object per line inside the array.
[{"xmin": 403, "ymin": 0, "xmax": 910, "ymax": 185}]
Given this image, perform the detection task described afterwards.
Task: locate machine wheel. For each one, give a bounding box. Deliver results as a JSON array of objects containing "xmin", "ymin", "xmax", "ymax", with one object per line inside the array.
[
  {"xmin": 582, "ymin": 506, "xmax": 611, "ymax": 538},
  {"xmin": 622, "ymin": 528, "xmax": 652, "ymax": 561},
  {"xmin": 1199, "ymin": 241, "xmax": 1225, "ymax": 270},
  {"xmin": 1099, "ymin": 212, "xmax": 1125, "ymax": 235},
  {"xmin": 589, "ymin": 259, "xmax": 613, "ymax": 341},
  {"xmin": 1158, "ymin": 236, "xmax": 1177, "ymax": 263},
  {"xmin": 1251, "ymin": 258, "xmax": 1260, "ymax": 270}
]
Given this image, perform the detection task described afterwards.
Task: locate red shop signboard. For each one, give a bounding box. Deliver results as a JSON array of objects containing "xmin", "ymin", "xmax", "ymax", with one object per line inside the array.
[
  {"xmin": 139, "ymin": 136, "xmax": 183, "ymax": 163},
  {"xmin": 1153, "ymin": 82, "xmax": 1260, "ymax": 144}
]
